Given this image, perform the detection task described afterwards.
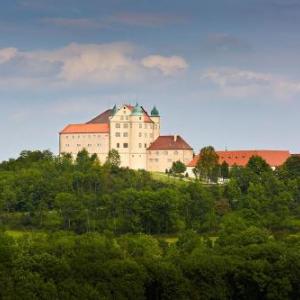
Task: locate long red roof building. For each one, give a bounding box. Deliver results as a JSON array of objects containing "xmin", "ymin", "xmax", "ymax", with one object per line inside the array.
[{"xmin": 187, "ymin": 150, "xmax": 291, "ymax": 168}]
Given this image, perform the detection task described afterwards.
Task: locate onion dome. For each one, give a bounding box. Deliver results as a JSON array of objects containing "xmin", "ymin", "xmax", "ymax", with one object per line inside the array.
[
  {"xmin": 131, "ymin": 103, "xmax": 143, "ymax": 116},
  {"xmin": 151, "ymin": 106, "xmax": 159, "ymax": 116}
]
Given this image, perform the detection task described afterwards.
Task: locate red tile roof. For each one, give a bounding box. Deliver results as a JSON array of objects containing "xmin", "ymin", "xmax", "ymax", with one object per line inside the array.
[
  {"xmin": 141, "ymin": 107, "xmax": 154, "ymax": 123},
  {"xmin": 87, "ymin": 109, "xmax": 113, "ymax": 124},
  {"xmin": 147, "ymin": 135, "xmax": 193, "ymax": 151},
  {"xmin": 60, "ymin": 123, "xmax": 109, "ymax": 134},
  {"xmin": 187, "ymin": 150, "xmax": 290, "ymax": 168}
]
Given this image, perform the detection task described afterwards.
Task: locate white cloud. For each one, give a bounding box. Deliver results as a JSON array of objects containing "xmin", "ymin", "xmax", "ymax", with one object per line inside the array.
[
  {"xmin": 141, "ymin": 55, "xmax": 188, "ymax": 76},
  {"xmin": 201, "ymin": 67, "xmax": 300, "ymax": 98},
  {"xmin": 0, "ymin": 43, "xmax": 187, "ymax": 88},
  {"xmin": 0, "ymin": 48, "xmax": 18, "ymax": 64}
]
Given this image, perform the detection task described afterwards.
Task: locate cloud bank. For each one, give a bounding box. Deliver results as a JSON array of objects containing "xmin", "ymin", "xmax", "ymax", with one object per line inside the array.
[
  {"xmin": 0, "ymin": 43, "xmax": 188, "ymax": 88},
  {"xmin": 201, "ymin": 67, "xmax": 300, "ymax": 98}
]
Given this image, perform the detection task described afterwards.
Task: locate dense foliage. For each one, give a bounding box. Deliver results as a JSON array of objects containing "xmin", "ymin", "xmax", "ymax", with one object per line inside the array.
[{"xmin": 1, "ymin": 150, "xmax": 300, "ymax": 299}]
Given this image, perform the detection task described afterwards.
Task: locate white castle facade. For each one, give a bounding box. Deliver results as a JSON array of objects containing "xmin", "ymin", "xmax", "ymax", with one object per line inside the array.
[{"xmin": 59, "ymin": 104, "xmax": 193, "ymax": 172}]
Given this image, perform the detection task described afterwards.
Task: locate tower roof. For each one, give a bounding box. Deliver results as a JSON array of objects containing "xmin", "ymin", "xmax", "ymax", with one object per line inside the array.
[
  {"xmin": 131, "ymin": 103, "xmax": 143, "ymax": 116},
  {"xmin": 151, "ymin": 106, "xmax": 159, "ymax": 116}
]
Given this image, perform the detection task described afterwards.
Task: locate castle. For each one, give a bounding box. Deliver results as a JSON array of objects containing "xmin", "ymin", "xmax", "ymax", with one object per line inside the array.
[{"xmin": 59, "ymin": 104, "xmax": 193, "ymax": 172}]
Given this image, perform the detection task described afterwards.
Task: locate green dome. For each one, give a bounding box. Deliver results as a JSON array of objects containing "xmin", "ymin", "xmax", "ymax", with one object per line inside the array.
[
  {"xmin": 151, "ymin": 106, "xmax": 159, "ymax": 116},
  {"xmin": 131, "ymin": 103, "xmax": 143, "ymax": 116}
]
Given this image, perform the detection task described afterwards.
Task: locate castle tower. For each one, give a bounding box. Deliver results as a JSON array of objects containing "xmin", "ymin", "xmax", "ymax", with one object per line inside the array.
[{"xmin": 150, "ymin": 106, "xmax": 160, "ymax": 140}]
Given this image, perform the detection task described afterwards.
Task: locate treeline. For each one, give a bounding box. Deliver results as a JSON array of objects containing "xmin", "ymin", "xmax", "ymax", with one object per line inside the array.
[
  {"xmin": 1, "ymin": 227, "xmax": 300, "ymax": 299},
  {"xmin": 0, "ymin": 150, "xmax": 300, "ymax": 234}
]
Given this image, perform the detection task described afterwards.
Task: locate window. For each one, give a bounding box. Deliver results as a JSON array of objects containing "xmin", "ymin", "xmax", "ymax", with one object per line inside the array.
[
  {"xmin": 77, "ymin": 144, "xmax": 81, "ymax": 147},
  {"xmin": 115, "ymin": 132, "xmax": 121, "ymax": 137},
  {"xmin": 150, "ymin": 133, "xmax": 153, "ymax": 138},
  {"xmin": 139, "ymin": 124, "xmax": 142, "ymax": 129},
  {"xmin": 88, "ymin": 144, "xmax": 92, "ymax": 147},
  {"xmin": 144, "ymin": 124, "xmax": 147, "ymax": 129},
  {"xmin": 174, "ymin": 151, "xmax": 178, "ymax": 155},
  {"xmin": 144, "ymin": 143, "xmax": 147, "ymax": 148},
  {"xmin": 164, "ymin": 151, "xmax": 168, "ymax": 155},
  {"xmin": 138, "ymin": 132, "xmax": 142, "ymax": 137},
  {"xmin": 121, "ymin": 116, "xmax": 124, "ymax": 120},
  {"xmin": 144, "ymin": 133, "xmax": 148, "ymax": 138},
  {"xmin": 97, "ymin": 144, "xmax": 101, "ymax": 147},
  {"xmin": 66, "ymin": 136, "xmax": 69, "ymax": 139},
  {"xmin": 123, "ymin": 132, "xmax": 128, "ymax": 137},
  {"xmin": 139, "ymin": 117, "xmax": 142, "ymax": 120},
  {"xmin": 123, "ymin": 143, "xmax": 128, "ymax": 148},
  {"xmin": 156, "ymin": 151, "xmax": 159, "ymax": 155},
  {"xmin": 168, "ymin": 159, "xmax": 172, "ymax": 162},
  {"xmin": 123, "ymin": 123, "xmax": 128, "ymax": 128},
  {"xmin": 126, "ymin": 116, "xmax": 129, "ymax": 120},
  {"xmin": 72, "ymin": 136, "xmax": 75, "ymax": 139},
  {"xmin": 116, "ymin": 123, "xmax": 120, "ymax": 128},
  {"xmin": 139, "ymin": 143, "xmax": 142, "ymax": 148},
  {"xmin": 155, "ymin": 158, "xmax": 159, "ymax": 162},
  {"xmin": 149, "ymin": 151, "xmax": 151, "ymax": 155},
  {"xmin": 116, "ymin": 143, "xmax": 120, "ymax": 148}
]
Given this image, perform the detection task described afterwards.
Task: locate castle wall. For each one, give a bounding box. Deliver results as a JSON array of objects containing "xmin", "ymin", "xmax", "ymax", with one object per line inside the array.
[
  {"xmin": 59, "ymin": 133, "xmax": 109, "ymax": 163},
  {"xmin": 147, "ymin": 149, "xmax": 193, "ymax": 173}
]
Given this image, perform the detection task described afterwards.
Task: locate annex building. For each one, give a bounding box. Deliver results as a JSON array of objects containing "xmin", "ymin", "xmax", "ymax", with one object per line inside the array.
[
  {"xmin": 59, "ymin": 104, "xmax": 193, "ymax": 172},
  {"xmin": 187, "ymin": 150, "xmax": 291, "ymax": 173}
]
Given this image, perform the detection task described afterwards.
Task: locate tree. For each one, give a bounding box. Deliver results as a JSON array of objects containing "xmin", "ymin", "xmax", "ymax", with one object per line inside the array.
[
  {"xmin": 220, "ymin": 161, "xmax": 229, "ymax": 179},
  {"xmin": 195, "ymin": 146, "xmax": 219, "ymax": 182},
  {"xmin": 170, "ymin": 161, "xmax": 186, "ymax": 176},
  {"xmin": 106, "ymin": 149, "xmax": 121, "ymax": 168},
  {"xmin": 282, "ymin": 155, "xmax": 300, "ymax": 179},
  {"xmin": 247, "ymin": 155, "xmax": 272, "ymax": 175}
]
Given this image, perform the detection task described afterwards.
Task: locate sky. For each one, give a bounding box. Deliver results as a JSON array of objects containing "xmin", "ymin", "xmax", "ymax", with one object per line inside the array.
[{"xmin": 1, "ymin": 0, "xmax": 300, "ymax": 161}]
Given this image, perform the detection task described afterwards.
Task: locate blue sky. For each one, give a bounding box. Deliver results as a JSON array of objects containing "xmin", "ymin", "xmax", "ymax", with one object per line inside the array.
[{"xmin": 1, "ymin": 0, "xmax": 300, "ymax": 161}]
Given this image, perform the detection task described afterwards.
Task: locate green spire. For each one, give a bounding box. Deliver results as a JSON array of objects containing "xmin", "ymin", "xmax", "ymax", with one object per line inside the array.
[
  {"xmin": 131, "ymin": 103, "xmax": 143, "ymax": 116},
  {"xmin": 112, "ymin": 104, "xmax": 117, "ymax": 115},
  {"xmin": 151, "ymin": 106, "xmax": 159, "ymax": 116}
]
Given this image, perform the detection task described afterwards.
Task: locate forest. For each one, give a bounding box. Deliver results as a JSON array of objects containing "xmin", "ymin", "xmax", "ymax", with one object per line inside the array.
[{"xmin": 0, "ymin": 149, "xmax": 300, "ymax": 299}]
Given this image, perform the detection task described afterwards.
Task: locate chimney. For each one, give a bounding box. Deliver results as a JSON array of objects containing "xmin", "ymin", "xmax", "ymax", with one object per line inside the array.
[{"xmin": 174, "ymin": 135, "xmax": 178, "ymax": 142}]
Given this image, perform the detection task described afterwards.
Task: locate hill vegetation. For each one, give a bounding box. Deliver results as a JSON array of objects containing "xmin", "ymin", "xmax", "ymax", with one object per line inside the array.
[{"xmin": 0, "ymin": 149, "xmax": 300, "ymax": 299}]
